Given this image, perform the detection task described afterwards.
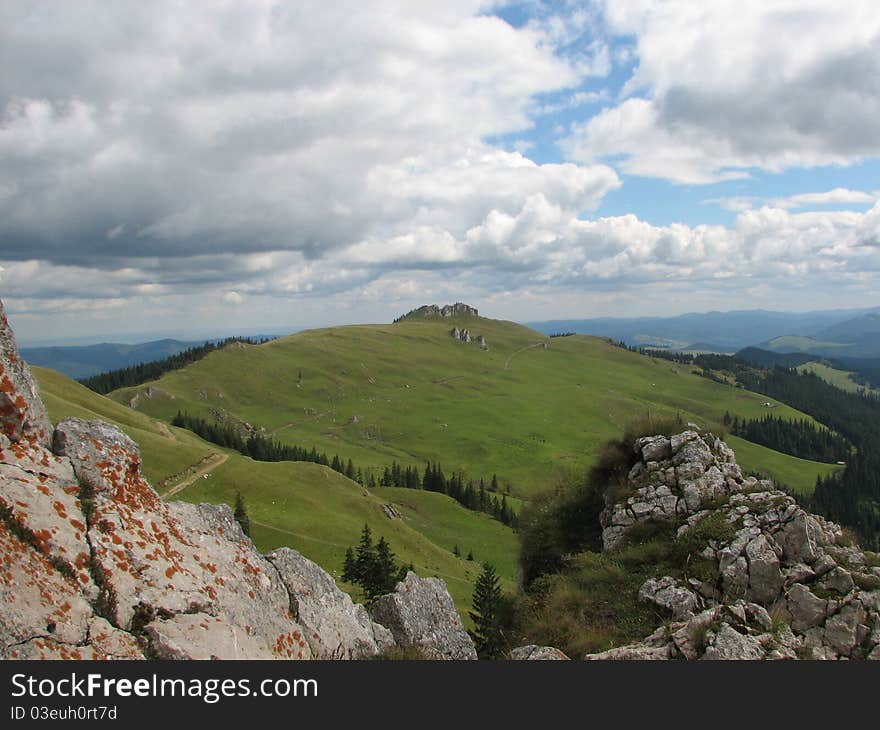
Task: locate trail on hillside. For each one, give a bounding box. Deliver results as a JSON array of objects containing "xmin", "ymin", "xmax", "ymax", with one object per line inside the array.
[
  {"xmin": 504, "ymin": 342, "xmax": 547, "ymax": 370},
  {"xmin": 160, "ymin": 452, "xmax": 229, "ymax": 499}
]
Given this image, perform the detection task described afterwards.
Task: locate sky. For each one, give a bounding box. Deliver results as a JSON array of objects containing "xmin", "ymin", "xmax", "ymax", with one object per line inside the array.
[{"xmin": 2, "ymin": 0, "xmax": 880, "ymax": 344}]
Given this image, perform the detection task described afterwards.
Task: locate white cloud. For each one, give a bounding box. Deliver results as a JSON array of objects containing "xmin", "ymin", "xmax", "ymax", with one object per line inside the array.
[
  {"xmin": 773, "ymin": 188, "xmax": 877, "ymax": 209},
  {"xmin": 566, "ymin": 1, "xmax": 880, "ymax": 182},
  {"xmin": 222, "ymin": 291, "xmax": 244, "ymax": 305}
]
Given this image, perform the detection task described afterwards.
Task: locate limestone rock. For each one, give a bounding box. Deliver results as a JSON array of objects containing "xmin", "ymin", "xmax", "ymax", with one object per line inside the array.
[
  {"xmin": 584, "ymin": 643, "xmax": 673, "ymax": 660},
  {"xmin": 639, "ymin": 576, "xmax": 699, "ymax": 620},
  {"xmin": 0, "ymin": 300, "xmax": 52, "ymax": 448},
  {"xmin": 702, "ymin": 623, "xmax": 765, "ymax": 660},
  {"xmin": 370, "ymin": 571, "xmax": 477, "ymax": 660},
  {"xmin": 508, "ymin": 645, "xmax": 569, "ymax": 660},
  {"xmin": 745, "ymin": 534, "xmax": 784, "ymax": 604},
  {"xmin": 145, "ymin": 613, "xmax": 276, "ymax": 660},
  {"xmin": 267, "ymin": 547, "xmax": 387, "ymax": 659}
]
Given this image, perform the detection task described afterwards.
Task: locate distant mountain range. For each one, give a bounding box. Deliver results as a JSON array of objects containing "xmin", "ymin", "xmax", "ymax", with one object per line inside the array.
[
  {"xmin": 20, "ymin": 339, "xmax": 202, "ymax": 380},
  {"xmin": 527, "ymin": 307, "xmax": 880, "ymax": 358}
]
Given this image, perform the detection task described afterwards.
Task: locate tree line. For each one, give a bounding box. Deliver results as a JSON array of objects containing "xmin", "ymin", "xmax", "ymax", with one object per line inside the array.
[
  {"xmin": 723, "ymin": 412, "xmax": 850, "ymax": 464},
  {"xmin": 79, "ymin": 336, "xmax": 273, "ymax": 394},
  {"xmin": 382, "ymin": 460, "xmax": 517, "ymax": 526},
  {"xmin": 171, "ymin": 412, "xmax": 517, "ymax": 527}
]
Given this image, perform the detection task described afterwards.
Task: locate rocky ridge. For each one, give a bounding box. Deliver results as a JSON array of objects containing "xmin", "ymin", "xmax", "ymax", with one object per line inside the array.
[
  {"xmin": 587, "ymin": 430, "xmax": 880, "ymax": 660},
  {"xmin": 0, "ymin": 299, "xmax": 476, "ymax": 661}
]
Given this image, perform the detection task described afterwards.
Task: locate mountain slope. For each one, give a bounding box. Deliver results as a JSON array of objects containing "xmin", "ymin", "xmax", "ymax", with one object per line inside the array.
[
  {"xmin": 32, "ymin": 365, "xmax": 513, "ymax": 612},
  {"xmin": 109, "ymin": 314, "xmax": 840, "ymax": 495}
]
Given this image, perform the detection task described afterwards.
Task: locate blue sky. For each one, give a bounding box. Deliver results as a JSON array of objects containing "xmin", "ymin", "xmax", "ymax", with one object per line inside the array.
[{"xmin": 1, "ymin": 1, "xmax": 879, "ymax": 344}]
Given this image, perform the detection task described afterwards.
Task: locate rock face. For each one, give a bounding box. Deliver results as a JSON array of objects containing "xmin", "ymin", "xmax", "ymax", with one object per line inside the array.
[
  {"xmin": 0, "ymin": 300, "xmax": 475, "ymax": 661},
  {"xmin": 586, "ymin": 429, "xmax": 880, "ymax": 661},
  {"xmin": 370, "ymin": 571, "xmax": 478, "ymax": 660}
]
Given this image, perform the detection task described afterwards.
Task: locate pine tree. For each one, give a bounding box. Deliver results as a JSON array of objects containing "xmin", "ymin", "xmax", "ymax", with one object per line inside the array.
[
  {"xmin": 469, "ymin": 563, "xmax": 506, "ymax": 659},
  {"xmin": 233, "ymin": 491, "xmax": 251, "ymax": 537},
  {"xmin": 354, "ymin": 523, "xmax": 374, "ymax": 586},
  {"xmin": 453, "ymin": 544, "xmax": 460, "ymax": 557},
  {"xmin": 370, "ymin": 537, "xmax": 399, "ymax": 598},
  {"xmin": 341, "ymin": 547, "xmax": 357, "ymax": 583}
]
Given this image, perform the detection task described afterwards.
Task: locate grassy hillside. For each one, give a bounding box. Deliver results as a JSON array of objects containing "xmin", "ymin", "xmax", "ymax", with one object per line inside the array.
[
  {"xmin": 112, "ymin": 316, "xmax": 839, "ymax": 497},
  {"xmin": 725, "ymin": 435, "xmax": 840, "ymax": 496},
  {"xmin": 797, "ymin": 361, "xmax": 880, "ymax": 397},
  {"xmin": 33, "ymin": 366, "xmax": 216, "ymax": 488},
  {"xmin": 32, "ymin": 365, "xmax": 509, "ymax": 614}
]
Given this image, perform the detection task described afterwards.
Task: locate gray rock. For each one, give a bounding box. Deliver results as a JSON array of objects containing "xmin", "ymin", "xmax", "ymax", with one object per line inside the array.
[
  {"xmin": 745, "ymin": 534, "xmax": 784, "ymax": 604},
  {"xmin": 53, "ymin": 418, "xmax": 143, "ymax": 496},
  {"xmin": 267, "ymin": 547, "xmax": 387, "ymax": 659},
  {"xmin": 702, "ymin": 623, "xmax": 765, "ymax": 660},
  {"xmin": 823, "ymin": 603, "xmax": 864, "ymax": 656},
  {"xmin": 777, "ymin": 512, "xmax": 826, "ymax": 564},
  {"xmin": 786, "ymin": 584, "xmax": 830, "ymax": 632},
  {"xmin": 370, "ymin": 571, "xmax": 477, "ymax": 660},
  {"xmin": 145, "ymin": 613, "xmax": 276, "ymax": 660},
  {"xmin": 584, "ymin": 643, "xmax": 673, "ymax": 660},
  {"xmin": 0, "ymin": 299, "xmax": 53, "ymax": 448},
  {"xmin": 508, "ymin": 645, "xmax": 569, "ymax": 660},
  {"xmin": 639, "ymin": 576, "xmax": 699, "ymax": 620},
  {"xmin": 818, "ymin": 567, "xmax": 855, "ymax": 596},
  {"xmin": 637, "ymin": 436, "xmax": 671, "ymax": 463}
]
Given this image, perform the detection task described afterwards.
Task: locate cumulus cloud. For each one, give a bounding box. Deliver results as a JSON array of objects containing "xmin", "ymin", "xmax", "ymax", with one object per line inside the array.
[
  {"xmin": 566, "ymin": 0, "xmax": 880, "ymax": 182},
  {"xmin": 2, "ymin": 1, "xmax": 880, "ymax": 337}
]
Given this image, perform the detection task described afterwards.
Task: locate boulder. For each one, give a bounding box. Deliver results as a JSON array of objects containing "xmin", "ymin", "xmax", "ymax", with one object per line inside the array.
[
  {"xmin": 370, "ymin": 572, "xmax": 477, "ymax": 660},
  {"xmin": 508, "ymin": 645, "xmax": 569, "ymax": 660},
  {"xmin": 267, "ymin": 547, "xmax": 389, "ymax": 659},
  {"xmin": 702, "ymin": 623, "xmax": 765, "ymax": 660},
  {"xmin": 639, "ymin": 576, "xmax": 699, "ymax": 620},
  {"xmin": 745, "ymin": 534, "xmax": 784, "ymax": 604}
]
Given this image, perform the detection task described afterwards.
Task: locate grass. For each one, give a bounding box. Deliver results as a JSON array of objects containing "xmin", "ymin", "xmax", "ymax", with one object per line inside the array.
[
  {"xmin": 108, "ymin": 317, "xmax": 835, "ymax": 499},
  {"xmin": 176, "ymin": 457, "xmax": 499, "ymax": 615},
  {"xmin": 374, "ymin": 487, "xmax": 519, "ymax": 582},
  {"xmin": 32, "ymin": 365, "xmax": 506, "ymax": 617},
  {"xmin": 33, "ymin": 366, "xmax": 215, "ymax": 487},
  {"xmin": 797, "ymin": 361, "xmax": 880, "ymax": 396},
  {"xmin": 725, "ymin": 435, "xmax": 841, "ymax": 496}
]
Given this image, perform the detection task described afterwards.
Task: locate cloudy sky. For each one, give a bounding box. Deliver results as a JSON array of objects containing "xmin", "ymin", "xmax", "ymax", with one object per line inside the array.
[{"xmin": 2, "ymin": 1, "xmax": 880, "ymax": 344}]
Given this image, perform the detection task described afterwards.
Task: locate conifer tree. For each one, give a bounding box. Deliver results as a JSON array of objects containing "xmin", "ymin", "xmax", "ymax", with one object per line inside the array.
[
  {"xmin": 233, "ymin": 491, "xmax": 251, "ymax": 537},
  {"xmin": 469, "ymin": 562, "xmax": 506, "ymax": 659},
  {"xmin": 342, "ymin": 546, "xmax": 357, "ymax": 583}
]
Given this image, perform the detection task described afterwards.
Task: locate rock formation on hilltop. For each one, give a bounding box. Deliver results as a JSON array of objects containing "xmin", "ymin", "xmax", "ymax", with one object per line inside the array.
[
  {"xmin": 394, "ymin": 302, "xmax": 479, "ymax": 322},
  {"xmin": 0, "ymin": 299, "xmax": 475, "ymax": 660},
  {"xmin": 583, "ymin": 430, "xmax": 880, "ymax": 660}
]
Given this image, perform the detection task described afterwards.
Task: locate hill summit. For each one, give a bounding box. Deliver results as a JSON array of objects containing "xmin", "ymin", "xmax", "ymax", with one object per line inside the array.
[{"xmin": 394, "ymin": 302, "xmax": 479, "ymax": 322}]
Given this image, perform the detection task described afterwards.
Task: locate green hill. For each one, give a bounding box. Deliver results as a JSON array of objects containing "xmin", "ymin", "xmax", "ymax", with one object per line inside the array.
[
  {"xmin": 110, "ymin": 315, "xmax": 839, "ymax": 495},
  {"xmin": 32, "ymin": 365, "xmax": 513, "ymax": 614}
]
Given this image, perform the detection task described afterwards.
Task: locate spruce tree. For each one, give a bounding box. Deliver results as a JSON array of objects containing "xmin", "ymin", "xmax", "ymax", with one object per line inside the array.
[
  {"xmin": 370, "ymin": 537, "xmax": 399, "ymax": 597},
  {"xmin": 469, "ymin": 562, "xmax": 506, "ymax": 659},
  {"xmin": 354, "ymin": 523, "xmax": 375, "ymax": 587},
  {"xmin": 341, "ymin": 546, "xmax": 357, "ymax": 583},
  {"xmin": 233, "ymin": 491, "xmax": 251, "ymax": 537}
]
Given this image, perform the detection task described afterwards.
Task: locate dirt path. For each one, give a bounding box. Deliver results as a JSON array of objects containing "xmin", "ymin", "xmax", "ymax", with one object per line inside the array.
[
  {"xmin": 504, "ymin": 342, "xmax": 547, "ymax": 370},
  {"xmin": 160, "ymin": 452, "xmax": 229, "ymax": 499}
]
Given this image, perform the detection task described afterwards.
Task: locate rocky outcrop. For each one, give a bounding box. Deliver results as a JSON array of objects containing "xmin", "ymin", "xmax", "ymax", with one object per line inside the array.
[
  {"xmin": 370, "ymin": 571, "xmax": 478, "ymax": 660},
  {"xmin": 406, "ymin": 303, "xmax": 478, "ymax": 319},
  {"xmin": 0, "ymin": 300, "xmax": 475, "ymax": 661},
  {"xmin": 586, "ymin": 429, "xmax": 880, "ymax": 660}
]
